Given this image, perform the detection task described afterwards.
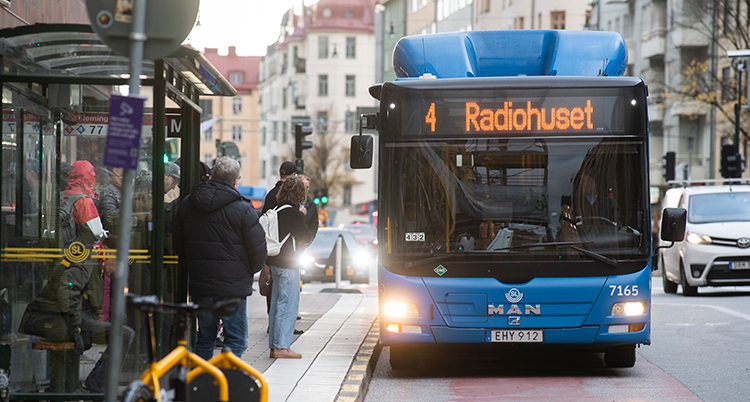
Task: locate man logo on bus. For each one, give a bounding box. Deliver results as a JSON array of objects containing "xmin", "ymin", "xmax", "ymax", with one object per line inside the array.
[{"xmin": 506, "ymin": 288, "xmax": 523, "ymax": 303}]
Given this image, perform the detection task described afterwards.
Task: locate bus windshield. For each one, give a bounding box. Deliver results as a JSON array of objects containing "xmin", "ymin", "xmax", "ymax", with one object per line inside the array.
[{"xmin": 381, "ymin": 136, "xmax": 649, "ymax": 268}]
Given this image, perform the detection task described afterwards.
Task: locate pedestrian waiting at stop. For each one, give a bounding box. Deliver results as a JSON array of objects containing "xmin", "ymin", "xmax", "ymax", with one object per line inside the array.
[
  {"xmin": 173, "ymin": 156, "xmax": 266, "ymax": 361},
  {"xmin": 267, "ymin": 176, "xmax": 313, "ymax": 359}
]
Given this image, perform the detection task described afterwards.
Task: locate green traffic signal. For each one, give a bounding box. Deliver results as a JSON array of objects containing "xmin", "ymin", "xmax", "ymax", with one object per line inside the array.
[
  {"xmin": 163, "ymin": 153, "xmax": 169, "ymax": 163},
  {"xmin": 313, "ymin": 198, "xmax": 321, "ymax": 205},
  {"xmin": 321, "ymin": 196, "xmax": 328, "ymax": 204}
]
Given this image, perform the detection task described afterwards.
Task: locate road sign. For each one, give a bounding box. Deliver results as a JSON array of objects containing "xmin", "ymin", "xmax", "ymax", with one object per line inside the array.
[
  {"xmin": 86, "ymin": 0, "xmax": 199, "ymax": 60},
  {"xmin": 103, "ymin": 94, "xmax": 145, "ymax": 169}
]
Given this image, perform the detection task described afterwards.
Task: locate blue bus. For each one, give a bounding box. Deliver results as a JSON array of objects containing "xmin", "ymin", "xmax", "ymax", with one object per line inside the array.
[{"xmin": 350, "ymin": 30, "xmax": 684, "ymax": 370}]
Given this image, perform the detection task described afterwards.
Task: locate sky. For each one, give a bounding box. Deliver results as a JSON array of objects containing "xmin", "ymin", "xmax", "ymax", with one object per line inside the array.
[{"xmin": 185, "ymin": 0, "xmax": 315, "ymax": 57}]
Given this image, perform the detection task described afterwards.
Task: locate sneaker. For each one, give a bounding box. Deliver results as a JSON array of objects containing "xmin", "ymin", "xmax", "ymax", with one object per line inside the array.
[
  {"xmin": 293, "ymin": 329, "xmax": 304, "ymax": 335},
  {"xmin": 272, "ymin": 348, "xmax": 302, "ymax": 359}
]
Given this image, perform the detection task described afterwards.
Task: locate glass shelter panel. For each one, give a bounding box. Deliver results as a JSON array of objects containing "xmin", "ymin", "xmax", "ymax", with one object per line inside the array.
[{"xmin": 1, "ymin": 83, "xmax": 157, "ymax": 392}]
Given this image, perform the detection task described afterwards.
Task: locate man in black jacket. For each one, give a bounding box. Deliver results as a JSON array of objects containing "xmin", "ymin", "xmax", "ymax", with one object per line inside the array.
[{"xmin": 174, "ymin": 156, "xmax": 267, "ymax": 360}]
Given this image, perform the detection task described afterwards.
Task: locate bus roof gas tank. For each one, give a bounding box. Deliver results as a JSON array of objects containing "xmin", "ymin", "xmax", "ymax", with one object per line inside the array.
[{"xmin": 393, "ymin": 30, "xmax": 628, "ymax": 79}]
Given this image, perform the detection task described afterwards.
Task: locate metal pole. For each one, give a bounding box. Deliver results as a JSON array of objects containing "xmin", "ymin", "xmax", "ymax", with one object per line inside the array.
[
  {"xmin": 737, "ymin": 69, "xmax": 742, "ymax": 150},
  {"xmin": 335, "ymin": 236, "xmax": 342, "ymax": 289},
  {"xmin": 105, "ymin": 0, "xmax": 146, "ymax": 400}
]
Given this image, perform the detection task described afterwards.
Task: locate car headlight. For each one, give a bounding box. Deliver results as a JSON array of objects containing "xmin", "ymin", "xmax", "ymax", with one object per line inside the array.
[
  {"xmin": 300, "ymin": 254, "xmax": 315, "ymax": 266},
  {"xmin": 686, "ymin": 232, "xmax": 712, "ymax": 245}
]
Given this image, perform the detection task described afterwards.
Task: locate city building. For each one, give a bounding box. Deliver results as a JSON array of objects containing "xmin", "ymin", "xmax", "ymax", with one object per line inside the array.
[
  {"xmin": 201, "ymin": 47, "xmax": 262, "ymax": 187},
  {"xmin": 259, "ymin": 0, "xmax": 378, "ymax": 226},
  {"xmin": 591, "ymin": 0, "xmax": 749, "ymax": 193},
  {"xmin": 1, "ymin": 0, "xmax": 88, "ymax": 27}
]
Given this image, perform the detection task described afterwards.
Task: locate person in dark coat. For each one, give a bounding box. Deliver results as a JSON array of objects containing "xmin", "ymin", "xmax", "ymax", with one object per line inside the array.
[
  {"xmin": 173, "ymin": 156, "xmax": 266, "ymax": 361},
  {"xmin": 18, "ymin": 240, "xmax": 134, "ymax": 393},
  {"xmin": 298, "ymin": 174, "xmax": 319, "ymax": 238},
  {"xmin": 267, "ymin": 176, "xmax": 314, "ymax": 359},
  {"xmin": 262, "ymin": 161, "xmax": 298, "ymax": 313}
]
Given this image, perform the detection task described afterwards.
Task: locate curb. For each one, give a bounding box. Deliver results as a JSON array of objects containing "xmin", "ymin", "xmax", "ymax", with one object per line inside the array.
[{"xmin": 334, "ymin": 317, "xmax": 381, "ymax": 402}]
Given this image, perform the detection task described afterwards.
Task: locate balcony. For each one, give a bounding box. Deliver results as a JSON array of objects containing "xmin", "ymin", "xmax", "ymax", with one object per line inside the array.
[
  {"xmin": 641, "ymin": 28, "xmax": 666, "ymax": 59},
  {"xmin": 670, "ymin": 25, "xmax": 710, "ymax": 49},
  {"xmin": 667, "ymin": 99, "xmax": 710, "ymax": 116}
]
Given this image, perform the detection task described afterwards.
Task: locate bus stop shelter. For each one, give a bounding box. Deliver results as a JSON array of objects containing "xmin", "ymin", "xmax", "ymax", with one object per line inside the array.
[{"xmin": 0, "ymin": 23, "xmax": 236, "ymax": 399}]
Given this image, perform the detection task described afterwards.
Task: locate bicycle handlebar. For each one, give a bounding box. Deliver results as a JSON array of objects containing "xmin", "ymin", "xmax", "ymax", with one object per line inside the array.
[{"xmin": 128, "ymin": 294, "xmax": 243, "ymax": 316}]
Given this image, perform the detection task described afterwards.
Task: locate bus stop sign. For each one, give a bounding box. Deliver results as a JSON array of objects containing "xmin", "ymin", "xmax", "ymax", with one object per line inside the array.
[{"xmin": 86, "ymin": 0, "xmax": 199, "ymax": 60}]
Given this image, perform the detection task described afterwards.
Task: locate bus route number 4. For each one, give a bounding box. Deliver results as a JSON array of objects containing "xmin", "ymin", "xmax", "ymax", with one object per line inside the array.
[{"xmin": 426, "ymin": 103, "xmax": 436, "ymax": 132}]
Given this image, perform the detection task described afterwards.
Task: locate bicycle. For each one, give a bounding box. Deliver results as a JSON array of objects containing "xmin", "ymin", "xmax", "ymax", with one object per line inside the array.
[{"xmin": 121, "ymin": 294, "xmax": 268, "ymax": 402}]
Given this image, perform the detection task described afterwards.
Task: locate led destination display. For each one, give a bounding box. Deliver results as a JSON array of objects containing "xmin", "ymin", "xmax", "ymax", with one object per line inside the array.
[{"xmin": 387, "ymin": 85, "xmax": 646, "ymax": 138}]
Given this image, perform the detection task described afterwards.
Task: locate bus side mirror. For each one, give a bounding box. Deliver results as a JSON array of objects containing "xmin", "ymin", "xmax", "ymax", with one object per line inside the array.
[
  {"xmin": 660, "ymin": 207, "xmax": 686, "ymax": 242},
  {"xmin": 350, "ymin": 135, "xmax": 373, "ymax": 169}
]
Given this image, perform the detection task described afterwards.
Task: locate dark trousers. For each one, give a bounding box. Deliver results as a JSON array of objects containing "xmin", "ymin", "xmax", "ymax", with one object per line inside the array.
[
  {"xmin": 266, "ymin": 277, "xmax": 273, "ymax": 313},
  {"xmin": 20, "ymin": 310, "xmax": 135, "ymax": 393}
]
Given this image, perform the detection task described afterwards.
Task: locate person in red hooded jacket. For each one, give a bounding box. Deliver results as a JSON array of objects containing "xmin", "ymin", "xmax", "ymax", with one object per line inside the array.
[{"xmin": 62, "ymin": 160, "xmax": 108, "ymax": 248}]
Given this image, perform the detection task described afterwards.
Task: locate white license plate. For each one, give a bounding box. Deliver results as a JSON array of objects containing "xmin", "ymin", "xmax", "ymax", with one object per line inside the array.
[
  {"xmin": 730, "ymin": 261, "xmax": 750, "ymax": 270},
  {"xmin": 486, "ymin": 330, "xmax": 543, "ymax": 343}
]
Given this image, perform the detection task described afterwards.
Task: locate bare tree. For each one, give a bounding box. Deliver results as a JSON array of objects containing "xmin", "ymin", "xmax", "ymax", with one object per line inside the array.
[
  {"xmin": 659, "ymin": 0, "xmax": 750, "ymax": 143},
  {"xmin": 285, "ymin": 105, "xmax": 355, "ymax": 204}
]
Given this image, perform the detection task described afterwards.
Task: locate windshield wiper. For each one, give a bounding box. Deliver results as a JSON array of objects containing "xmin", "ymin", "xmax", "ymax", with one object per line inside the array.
[
  {"xmin": 404, "ymin": 252, "xmax": 473, "ymax": 269},
  {"xmin": 494, "ymin": 241, "xmax": 618, "ymax": 267}
]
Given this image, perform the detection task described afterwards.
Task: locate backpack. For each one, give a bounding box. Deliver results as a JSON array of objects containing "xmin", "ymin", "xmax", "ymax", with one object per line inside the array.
[
  {"xmin": 259, "ymin": 204, "xmax": 293, "ymax": 257},
  {"xmin": 60, "ymin": 192, "xmax": 87, "ymax": 247}
]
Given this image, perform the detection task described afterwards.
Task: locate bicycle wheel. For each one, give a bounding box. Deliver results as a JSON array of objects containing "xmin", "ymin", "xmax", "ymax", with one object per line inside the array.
[{"xmin": 121, "ymin": 380, "xmax": 155, "ymax": 402}]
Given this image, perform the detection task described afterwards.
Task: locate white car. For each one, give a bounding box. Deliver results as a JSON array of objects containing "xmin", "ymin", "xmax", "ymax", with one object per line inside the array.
[{"xmin": 660, "ymin": 182, "xmax": 750, "ymax": 295}]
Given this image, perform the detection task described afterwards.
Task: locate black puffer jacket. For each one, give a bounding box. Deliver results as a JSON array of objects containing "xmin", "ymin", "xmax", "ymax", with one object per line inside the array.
[{"xmin": 174, "ymin": 179, "xmax": 267, "ymax": 298}]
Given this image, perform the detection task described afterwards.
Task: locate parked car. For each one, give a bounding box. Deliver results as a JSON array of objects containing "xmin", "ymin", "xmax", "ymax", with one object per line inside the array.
[
  {"xmin": 660, "ymin": 181, "xmax": 750, "ymax": 295},
  {"xmin": 300, "ymin": 228, "xmax": 372, "ymax": 284},
  {"xmin": 339, "ymin": 222, "xmax": 377, "ymax": 252}
]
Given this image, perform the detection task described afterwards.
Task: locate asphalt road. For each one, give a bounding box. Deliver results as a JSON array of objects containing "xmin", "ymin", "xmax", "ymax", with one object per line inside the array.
[{"xmin": 364, "ymin": 280, "xmax": 750, "ymax": 402}]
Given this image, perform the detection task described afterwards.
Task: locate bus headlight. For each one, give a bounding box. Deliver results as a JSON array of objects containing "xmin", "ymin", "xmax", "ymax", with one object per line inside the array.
[
  {"xmin": 384, "ymin": 301, "xmax": 419, "ymax": 317},
  {"xmin": 611, "ymin": 301, "xmax": 646, "ymax": 316}
]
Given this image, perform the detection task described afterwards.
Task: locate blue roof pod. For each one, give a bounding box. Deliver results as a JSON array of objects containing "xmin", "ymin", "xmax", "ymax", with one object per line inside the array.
[{"xmin": 392, "ymin": 30, "xmax": 628, "ymax": 79}]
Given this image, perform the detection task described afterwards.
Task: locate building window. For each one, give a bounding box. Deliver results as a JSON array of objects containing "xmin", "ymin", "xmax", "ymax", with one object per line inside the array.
[
  {"xmin": 205, "ymin": 153, "xmax": 213, "ymax": 166},
  {"xmin": 200, "ymin": 99, "xmax": 213, "ymax": 120},
  {"xmin": 232, "ymin": 126, "xmax": 242, "ymax": 141},
  {"xmin": 345, "ymin": 75, "xmax": 356, "ymax": 97},
  {"xmin": 261, "ymin": 160, "xmax": 267, "ymax": 179},
  {"xmin": 273, "ymin": 121, "xmax": 278, "ymax": 141},
  {"xmin": 319, "ymin": 36, "xmax": 329, "ymax": 59},
  {"xmin": 346, "ymin": 9, "xmax": 353, "ymax": 18},
  {"xmin": 261, "ymin": 126, "xmax": 267, "ymax": 145},
  {"xmin": 346, "ymin": 37, "xmax": 356, "ymax": 58},
  {"xmin": 272, "ymin": 156, "xmax": 278, "ymax": 174},
  {"xmin": 318, "ymin": 74, "xmax": 328, "ymax": 97},
  {"xmin": 282, "ymin": 121, "xmax": 288, "ymax": 143},
  {"xmin": 482, "ymin": 0, "xmax": 490, "ymax": 13},
  {"xmin": 203, "ymin": 127, "xmax": 212, "ymax": 142},
  {"xmin": 722, "ymin": 67, "xmax": 733, "ymax": 102},
  {"xmin": 515, "ymin": 17, "xmax": 524, "ymax": 29},
  {"xmin": 317, "ymin": 111, "xmax": 329, "ymax": 134},
  {"xmin": 345, "ymin": 111, "xmax": 356, "ymax": 133},
  {"xmin": 232, "ymin": 98, "xmax": 242, "ymax": 115},
  {"xmin": 343, "ymin": 185, "xmax": 352, "ymax": 206},
  {"xmin": 230, "ymin": 72, "xmax": 243, "ymax": 84},
  {"xmin": 282, "ymin": 87, "xmax": 287, "ymax": 109},
  {"xmin": 551, "ymin": 11, "xmax": 565, "ymax": 29}
]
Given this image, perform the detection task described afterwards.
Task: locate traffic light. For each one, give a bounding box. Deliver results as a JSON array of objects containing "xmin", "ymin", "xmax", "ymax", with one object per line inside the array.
[
  {"xmin": 719, "ymin": 145, "xmax": 745, "ymax": 178},
  {"xmin": 295, "ymin": 123, "xmax": 313, "ymax": 158},
  {"xmin": 312, "ymin": 189, "xmax": 328, "ymax": 205},
  {"xmin": 663, "ymin": 151, "xmax": 675, "ymax": 182}
]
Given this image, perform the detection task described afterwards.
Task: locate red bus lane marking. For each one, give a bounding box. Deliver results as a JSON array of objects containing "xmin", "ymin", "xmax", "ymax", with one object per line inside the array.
[{"xmin": 448, "ymin": 355, "xmax": 701, "ymax": 401}]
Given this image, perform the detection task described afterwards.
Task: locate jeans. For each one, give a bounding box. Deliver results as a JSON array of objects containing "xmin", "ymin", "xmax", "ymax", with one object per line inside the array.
[
  {"xmin": 268, "ymin": 265, "xmax": 300, "ymax": 350},
  {"xmin": 194, "ymin": 296, "xmax": 248, "ymax": 361}
]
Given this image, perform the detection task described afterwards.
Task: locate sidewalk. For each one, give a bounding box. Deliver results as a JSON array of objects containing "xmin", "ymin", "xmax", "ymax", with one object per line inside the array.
[{"xmin": 236, "ymin": 282, "xmax": 379, "ymax": 402}]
